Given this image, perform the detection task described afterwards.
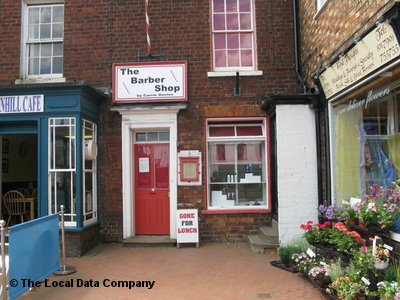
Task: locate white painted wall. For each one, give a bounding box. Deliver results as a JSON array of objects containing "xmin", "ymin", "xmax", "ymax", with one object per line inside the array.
[{"xmin": 276, "ymin": 105, "xmax": 319, "ymax": 245}]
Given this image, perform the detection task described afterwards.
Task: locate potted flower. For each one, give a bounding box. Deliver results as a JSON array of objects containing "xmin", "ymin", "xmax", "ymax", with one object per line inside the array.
[
  {"xmin": 326, "ymin": 275, "xmax": 364, "ymax": 300},
  {"xmin": 300, "ymin": 221, "xmax": 332, "ymax": 246},
  {"xmin": 372, "ymin": 241, "xmax": 390, "ymax": 270},
  {"xmin": 327, "ymin": 222, "xmax": 366, "ymax": 255},
  {"xmin": 358, "ymin": 200, "xmax": 379, "ymax": 227},
  {"xmin": 377, "ymin": 281, "xmax": 400, "ymax": 300},
  {"xmin": 378, "ymin": 201, "xmax": 400, "ymax": 228},
  {"xmin": 318, "ymin": 202, "xmax": 348, "ymax": 223},
  {"xmin": 308, "ymin": 264, "xmax": 332, "ymax": 287},
  {"xmin": 291, "ymin": 252, "xmax": 320, "ymax": 274}
]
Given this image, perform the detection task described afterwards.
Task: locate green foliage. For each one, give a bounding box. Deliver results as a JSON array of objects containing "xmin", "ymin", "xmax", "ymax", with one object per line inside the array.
[
  {"xmin": 384, "ymin": 263, "xmax": 397, "ymax": 282},
  {"xmin": 326, "ymin": 258, "xmax": 345, "ymax": 282},
  {"xmin": 278, "ymin": 245, "xmax": 303, "ymax": 264}
]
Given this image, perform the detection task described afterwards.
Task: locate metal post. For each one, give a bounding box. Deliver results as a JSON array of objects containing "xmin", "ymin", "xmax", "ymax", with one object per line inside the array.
[
  {"xmin": 0, "ymin": 220, "xmax": 7, "ymax": 300},
  {"xmin": 54, "ymin": 205, "xmax": 76, "ymax": 275}
]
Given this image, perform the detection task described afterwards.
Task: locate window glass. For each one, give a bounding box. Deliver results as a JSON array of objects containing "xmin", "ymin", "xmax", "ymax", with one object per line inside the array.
[
  {"xmin": 26, "ymin": 4, "xmax": 64, "ymax": 77},
  {"xmin": 212, "ymin": 0, "xmax": 256, "ymax": 71},
  {"xmin": 83, "ymin": 120, "xmax": 98, "ymax": 224},
  {"xmin": 49, "ymin": 117, "xmax": 76, "ymax": 224},
  {"xmin": 331, "ymin": 85, "xmax": 399, "ymax": 204},
  {"xmin": 207, "ymin": 120, "xmax": 267, "ymax": 209}
]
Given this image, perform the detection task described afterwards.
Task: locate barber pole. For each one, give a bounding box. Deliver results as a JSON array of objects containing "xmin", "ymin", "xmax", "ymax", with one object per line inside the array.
[{"xmin": 145, "ymin": 0, "xmax": 151, "ymax": 55}]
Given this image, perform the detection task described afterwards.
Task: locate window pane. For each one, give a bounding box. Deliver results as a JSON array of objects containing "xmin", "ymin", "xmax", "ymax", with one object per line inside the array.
[
  {"xmin": 227, "ymin": 34, "xmax": 239, "ymax": 49},
  {"xmin": 28, "ymin": 24, "xmax": 39, "ymax": 40},
  {"xmin": 214, "ymin": 34, "xmax": 226, "ymax": 50},
  {"xmin": 52, "ymin": 24, "xmax": 63, "ymax": 39},
  {"xmin": 147, "ymin": 132, "xmax": 158, "ymax": 141},
  {"xmin": 155, "ymin": 145, "xmax": 169, "ymax": 188},
  {"xmin": 213, "ymin": 14, "xmax": 225, "ymax": 30},
  {"xmin": 53, "ymin": 57, "xmax": 63, "ymax": 73},
  {"xmin": 227, "ymin": 0, "xmax": 238, "ymax": 12},
  {"xmin": 28, "ymin": 7, "xmax": 40, "ymax": 24},
  {"xmin": 136, "ymin": 133, "xmax": 146, "ymax": 142},
  {"xmin": 53, "ymin": 6, "xmax": 64, "ymax": 22},
  {"xmin": 213, "ymin": 0, "xmax": 225, "ymax": 12},
  {"xmin": 215, "ymin": 50, "xmax": 226, "ymax": 67},
  {"xmin": 29, "ymin": 44, "xmax": 40, "ymax": 57},
  {"xmin": 209, "ymin": 126, "xmax": 235, "ymax": 137},
  {"xmin": 240, "ymin": 33, "xmax": 252, "ymax": 48},
  {"xmin": 227, "ymin": 50, "xmax": 239, "ymax": 66},
  {"xmin": 40, "ymin": 57, "xmax": 51, "ymax": 74},
  {"xmin": 241, "ymin": 49, "xmax": 253, "ymax": 67},
  {"xmin": 137, "ymin": 145, "xmax": 151, "ymax": 188},
  {"xmin": 159, "ymin": 132, "xmax": 170, "ymax": 141},
  {"xmin": 42, "ymin": 43, "xmax": 52, "ymax": 56},
  {"xmin": 240, "ymin": 13, "xmax": 251, "ymax": 30},
  {"xmin": 239, "ymin": 0, "xmax": 251, "ymax": 12},
  {"xmin": 226, "ymin": 14, "xmax": 238, "ymax": 30},
  {"xmin": 237, "ymin": 126, "xmax": 262, "ymax": 136},
  {"xmin": 28, "ymin": 58, "xmax": 39, "ymax": 75},
  {"xmin": 40, "ymin": 7, "xmax": 51, "ymax": 23},
  {"xmin": 40, "ymin": 24, "xmax": 51, "ymax": 39},
  {"xmin": 53, "ymin": 43, "xmax": 63, "ymax": 56}
]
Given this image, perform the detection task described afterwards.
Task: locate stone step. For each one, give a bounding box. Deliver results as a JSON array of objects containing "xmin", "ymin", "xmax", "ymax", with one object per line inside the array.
[
  {"xmin": 123, "ymin": 235, "xmax": 176, "ymax": 247},
  {"xmin": 246, "ymin": 233, "xmax": 280, "ymax": 254},
  {"xmin": 259, "ymin": 226, "xmax": 279, "ymax": 243}
]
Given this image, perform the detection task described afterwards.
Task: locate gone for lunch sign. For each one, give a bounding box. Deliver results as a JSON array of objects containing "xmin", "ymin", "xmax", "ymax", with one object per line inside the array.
[
  {"xmin": 176, "ymin": 209, "xmax": 199, "ymax": 243},
  {"xmin": 112, "ymin": 61, "xmax": 187, "ymax": 103}
]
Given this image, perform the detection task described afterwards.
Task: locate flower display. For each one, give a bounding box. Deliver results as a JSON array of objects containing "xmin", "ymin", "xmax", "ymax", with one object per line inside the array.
[
  {"xmin": 300, "ymin": 221, "xmax": 332, "ymax": 245},
  {"xmin": 318, "ymin": 202, "xmax": 348, "ymax": 222},
  {"xmin": 308, "ymin": 264, "xmax": 331, "ymax": 283},
  {"xmin": 326, "ymin": 275, "xmax": 363, "ymax": 300},
  {"xmin": 290, "ymin": 252, "xmax": 323, "ymax": 274},
  {"xmin": 327, "ymin": 222, "xmax": 366, "ymax": 254},
  {"xmin": 370, "ymin": 236, "xmax": 390, "ymax": 263},
  {"xmin": 377, "ymin": 281, "xmax": 400, "ymax": 299}
]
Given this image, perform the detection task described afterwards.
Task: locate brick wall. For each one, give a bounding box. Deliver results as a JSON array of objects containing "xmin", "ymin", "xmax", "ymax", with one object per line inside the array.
[
  {"xmin": 298, "ymin": 0, "xmax": 397, "ymax": 88},
  {"xmin": 0, "ymin": 0, "xmax": 302, "ymax": 242}
]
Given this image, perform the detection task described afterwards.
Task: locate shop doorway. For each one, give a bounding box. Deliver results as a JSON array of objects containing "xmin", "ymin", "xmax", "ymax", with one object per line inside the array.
[
  {"xmin": 1, "ymin": 134, "xmax": 38, "ymax": 223},
  {"xmin": 134, "ymin": 142, "xmax": 170, "ymax": 234}
]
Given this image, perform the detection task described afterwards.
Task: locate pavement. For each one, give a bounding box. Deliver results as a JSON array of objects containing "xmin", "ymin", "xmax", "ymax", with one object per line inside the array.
[{"xmin": 18, "ymin": 242, "xmax": 327, "ymax": 300}]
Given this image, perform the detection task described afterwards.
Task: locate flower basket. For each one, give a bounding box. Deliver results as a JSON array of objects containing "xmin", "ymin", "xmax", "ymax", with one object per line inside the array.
[{"xmin": 374, "ymin": 260, "xmax": 389, "ymax": 270}]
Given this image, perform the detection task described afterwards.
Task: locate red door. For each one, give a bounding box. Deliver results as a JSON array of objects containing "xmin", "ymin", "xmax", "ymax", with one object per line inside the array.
[{"xmin": 134, "ymin": 143, "xmax": 170, "ymax": 234}]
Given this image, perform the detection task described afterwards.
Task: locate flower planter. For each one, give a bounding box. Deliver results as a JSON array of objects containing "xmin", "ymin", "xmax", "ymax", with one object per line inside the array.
[{"xmin": 374, "ymin": 260, "xmax": 389, "ymax": 270}]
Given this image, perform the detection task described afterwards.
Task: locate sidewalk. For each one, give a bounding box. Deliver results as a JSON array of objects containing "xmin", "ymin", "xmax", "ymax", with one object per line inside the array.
[{"xmin": 19, "ymin": 242, "xmax": 327, "ymax": 300}]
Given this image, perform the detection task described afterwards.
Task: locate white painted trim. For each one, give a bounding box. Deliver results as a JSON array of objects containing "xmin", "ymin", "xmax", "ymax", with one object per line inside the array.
[
  {"xmin": 207, "ymin": 71, "xmax": 263, "ymax": 77},
  {"xmin": 117, "ymin": 107, "xmax": 181, "ymax": 239}
]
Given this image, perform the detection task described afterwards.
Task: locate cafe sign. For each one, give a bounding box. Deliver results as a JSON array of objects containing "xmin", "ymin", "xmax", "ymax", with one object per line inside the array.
[
  {"xmin": 112, "ymin": 60, "xmax": 187, "ymax": 103},
  {"xmin": 0, "ymin": 94, "xmax": 44, "ymax": 113},
  {"xmin": 319, "ymin": 20, "xmax": 400, "ymax": 99}
]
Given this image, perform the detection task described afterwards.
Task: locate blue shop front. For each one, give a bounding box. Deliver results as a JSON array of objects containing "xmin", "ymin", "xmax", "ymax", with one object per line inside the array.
[{"xmin": 0, "ymin": 82, "xmax": 105, "ymax": 256}]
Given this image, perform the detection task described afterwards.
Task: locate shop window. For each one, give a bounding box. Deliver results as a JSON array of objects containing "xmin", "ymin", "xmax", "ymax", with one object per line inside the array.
[
  {"xmin": 22, "ymin": 2, "xmax": 64, "ymax": 78},
  {"xmin": 48, "ymin": 117, "xmax": 76, "ymax": 225},
  {"xmin": 330, "ymin": 84, "xmax": 400, "ymax": 203},
  {"xmin": 211, "ymin": 0, "xmax": 257, "ymax": 72},
  {"xmin": 207, "ymin": 119, "xmax": 268, "ymax": 209},
  {"xmin": 83, "ymin": 120, "xmax": 97, "ymax": 226}
]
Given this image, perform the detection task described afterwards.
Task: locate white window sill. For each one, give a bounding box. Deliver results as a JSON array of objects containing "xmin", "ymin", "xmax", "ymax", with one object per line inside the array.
[
  {"xmin": 207, "ymin": 70, "xmax": 263, "ymax": 77},
  {"xmin": 15, "ymin": 77, "xmax": 67, "ymax": 85}
]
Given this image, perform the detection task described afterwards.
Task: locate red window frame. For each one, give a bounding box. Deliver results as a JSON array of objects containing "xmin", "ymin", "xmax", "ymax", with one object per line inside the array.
[{"xmin": 210, "ymin": 0, "xmax": 257, "ymax": 72}]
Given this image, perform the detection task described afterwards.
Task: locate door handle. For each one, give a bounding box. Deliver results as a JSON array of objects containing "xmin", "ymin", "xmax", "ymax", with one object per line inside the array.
[{"xmin": 150, "ymin": 188, "xmax": 156, "ymax": 194}]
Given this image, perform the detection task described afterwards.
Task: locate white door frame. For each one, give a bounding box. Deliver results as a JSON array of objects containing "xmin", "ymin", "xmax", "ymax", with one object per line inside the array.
[{"xmin": 115, "ymin": 105, "xmax": 185, "ymax": 239}]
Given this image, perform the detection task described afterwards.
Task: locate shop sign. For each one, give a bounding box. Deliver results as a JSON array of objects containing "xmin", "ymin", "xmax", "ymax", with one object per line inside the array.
[
  {"xmin": 0, "ymin": 94, "xmax": 44, "ymax": 113},
  {"xmin": 338, "ymin": 87, "xmax": 390, "ymax": 114},
  {"xmin": 112, "ymin": 61, "xmax": 187, "ymax": 103},
  {"xmin": 176, "ymin": 209, "xmax": 199, "ymax": 243},
  {"xmin": 319, "ymin": 21, "xmax": 400, "ymax": 99}
]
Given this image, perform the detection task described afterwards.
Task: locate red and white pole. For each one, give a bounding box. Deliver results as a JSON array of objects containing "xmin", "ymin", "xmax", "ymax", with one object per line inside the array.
[{"xmin": 145, "ymin": 0, "xmax": 151, "ymax": 55}]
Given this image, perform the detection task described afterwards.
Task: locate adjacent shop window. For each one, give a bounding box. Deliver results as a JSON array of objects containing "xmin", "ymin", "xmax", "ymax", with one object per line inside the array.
[
  {"xmin": 211, "ymin": 0, "xmax": 257, "ymax": 71},
  {"xmin": 23, "ymin": 3, "xmax": 64, "ymax": 78},
  {"xmin": 207, "ymin": 119, "xmax": 268, "ymax": 209},
  {"xmin": 48, "ymin": 117, "xmax": 76, "ymax": 225},
  {"xmin": 83, "ymin": 120, "xmax": 97, "ymax": 225},
  {"xmin": 330, "ymin": 84, "xmax": 400, "ymax": 203}
]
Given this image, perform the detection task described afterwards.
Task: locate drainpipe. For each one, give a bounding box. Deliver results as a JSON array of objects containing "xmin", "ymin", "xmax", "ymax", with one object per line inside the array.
[
  {"xmin": 292, "ymin": 0, "xmax": 325, "ymax": 206},
  {"xmin": 292, "ymin": 0, "xmax": 308, "ymax": 94}
]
